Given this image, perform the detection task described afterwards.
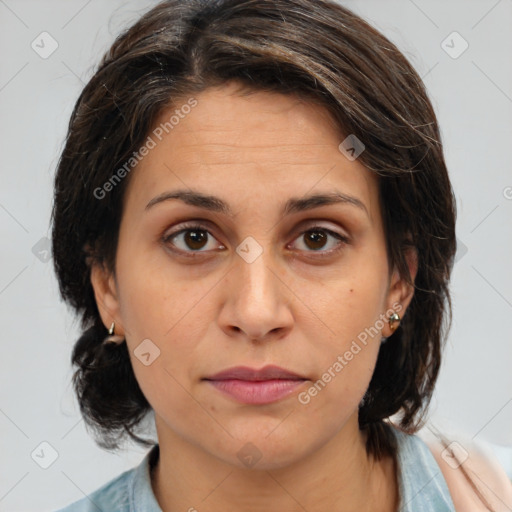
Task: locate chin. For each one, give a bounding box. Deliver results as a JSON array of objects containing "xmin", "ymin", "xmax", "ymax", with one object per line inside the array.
[{"xmin": 211, "ymin": 426, "xmax": 314, "ymax": 471}]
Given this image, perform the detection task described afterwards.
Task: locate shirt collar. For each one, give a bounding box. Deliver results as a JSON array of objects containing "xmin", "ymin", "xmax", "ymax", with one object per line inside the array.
[{"xmin": 130, "ymin": 444, "xmax": 162, "ymax": 511}]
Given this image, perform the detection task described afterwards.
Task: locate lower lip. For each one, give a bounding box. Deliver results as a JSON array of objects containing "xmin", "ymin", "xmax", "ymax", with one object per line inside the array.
[{"xmin": 205, "ymin": 379, "xmax": 306, "ymax": 404}]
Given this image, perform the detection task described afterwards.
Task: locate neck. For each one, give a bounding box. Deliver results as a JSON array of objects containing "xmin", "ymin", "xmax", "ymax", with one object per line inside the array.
[{"xmin": 151, "ymin": 416, "xmax": 399, "ymax": 512}]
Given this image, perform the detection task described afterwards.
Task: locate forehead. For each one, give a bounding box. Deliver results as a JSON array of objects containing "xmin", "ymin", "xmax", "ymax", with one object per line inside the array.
[{"xmin": 123, "ymin": 82, "xmax": 379, "ymax": 220}]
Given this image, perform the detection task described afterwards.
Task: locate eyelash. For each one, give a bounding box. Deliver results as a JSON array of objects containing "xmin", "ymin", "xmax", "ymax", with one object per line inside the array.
[{"xmin": 161, "ymin": 222, "xmax": 349, "ymax": 259}]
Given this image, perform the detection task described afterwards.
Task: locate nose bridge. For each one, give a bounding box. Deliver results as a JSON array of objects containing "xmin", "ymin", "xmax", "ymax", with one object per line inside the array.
[
  {"xmin": 219, "ymin": 234, "xmax": 294, "ymax": 341},
  {"xmin": 235, "ymin": 237, "xmax": 280, "ymax": 308}
]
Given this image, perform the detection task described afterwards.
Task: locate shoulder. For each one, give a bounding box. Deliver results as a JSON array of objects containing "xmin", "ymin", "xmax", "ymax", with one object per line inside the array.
[
  {"xmin": 55, "ymin": 467, "xmax": 134, "ymax": 512},
  {"xmin": 419, "ymin": 428, "xmax": 512, "ymax": 512}
]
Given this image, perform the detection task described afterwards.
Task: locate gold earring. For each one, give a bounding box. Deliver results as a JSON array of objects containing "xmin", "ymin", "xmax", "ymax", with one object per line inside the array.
[
  {"xmin": 103, "ymin": 321, "xmax": 125, "ymax": 345},
  {"xmin": 388, "ymin": 312, "xmax": 401, "ymax": 332}
]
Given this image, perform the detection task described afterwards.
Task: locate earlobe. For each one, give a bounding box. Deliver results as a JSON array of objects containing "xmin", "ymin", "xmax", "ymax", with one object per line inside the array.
[{"xmin": 89, "ymin": 263, "xmax": 123, "ymax": 333}]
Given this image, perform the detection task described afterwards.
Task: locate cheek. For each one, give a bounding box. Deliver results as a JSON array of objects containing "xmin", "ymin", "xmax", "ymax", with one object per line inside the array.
[
  {"xmin": 315, "ymin": 262, "xmax": 388, "ymax": 349},
  {"xmin": 115, "ymin": 236, "xmax": 204, "ymax": 340},
  {"xmin": 299, "ymin": 311, "xmax": 380, "ymax": 423},
  {"xmin": 302, "ymin": 259, "xmax": 388, "ymax": 408}
]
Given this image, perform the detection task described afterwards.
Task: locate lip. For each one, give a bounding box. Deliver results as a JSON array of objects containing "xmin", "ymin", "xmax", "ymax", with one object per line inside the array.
[
  {"xmin": 206, "ymin": 379, "xmax": 306, "ymax": 405},
  {"xmin": 203, "ymin": 365, "xmax": 307, "ymax": 405},
  {"xmin": 204, "ymin": 364, "xmax": 305, "ymax": 381}
]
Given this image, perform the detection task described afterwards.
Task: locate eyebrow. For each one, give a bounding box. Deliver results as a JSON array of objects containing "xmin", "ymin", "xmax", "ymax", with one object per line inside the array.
[{"xmin": 145, "ymin": 189, "xmax": 369, "ymax": 218}]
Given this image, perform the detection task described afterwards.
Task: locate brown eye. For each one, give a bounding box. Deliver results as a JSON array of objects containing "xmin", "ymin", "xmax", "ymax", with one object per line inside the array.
[
  {"xmin": 291, "ymin": 226, "xmax": 349, "ymax": 257},
  {"xmin": 163, "ymin": 224, "xmax": 223, "ymax": 254},
  {"xmin": 303, "ymin": 230, "xmax": 328, "ymax": 250},
  {"xmin": 182, "ymin": 229, "xmax": 209, "ymax": 250}
]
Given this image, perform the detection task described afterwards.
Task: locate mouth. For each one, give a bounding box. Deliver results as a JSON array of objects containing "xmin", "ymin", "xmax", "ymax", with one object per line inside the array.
[{"xmin": 203, "ymin": 365, "xmax": 308, "ymax": 405}]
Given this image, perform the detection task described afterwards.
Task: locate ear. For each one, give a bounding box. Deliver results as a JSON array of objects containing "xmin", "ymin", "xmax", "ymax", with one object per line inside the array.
[
  {"xmin": 90, "ymin": 262, "xmax": 125, "ymax": 336},
  {"xmin": 382, "ymin": 246, "xmax": 418, "ymax": 337}
]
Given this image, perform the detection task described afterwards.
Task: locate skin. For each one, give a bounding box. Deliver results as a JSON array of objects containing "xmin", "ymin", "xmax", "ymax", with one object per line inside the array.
[
  {"xmin": 90, "ymin": 80, "xmax": 418, "ymax": 512},
  {"xmin": 426, "ymin": 434, "xmax": 512, "ymax": 511}
]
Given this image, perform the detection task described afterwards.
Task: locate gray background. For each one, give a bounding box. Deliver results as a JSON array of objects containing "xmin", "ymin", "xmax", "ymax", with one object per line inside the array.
[{"xmin": 0, "ymin": 0, "xmax": 511, "ymax": 510}]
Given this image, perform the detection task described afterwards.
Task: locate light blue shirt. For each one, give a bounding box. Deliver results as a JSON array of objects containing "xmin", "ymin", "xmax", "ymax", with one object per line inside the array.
[{"xmin": 55, "ymin": 426, "xmax": 456, "ymax": 511}]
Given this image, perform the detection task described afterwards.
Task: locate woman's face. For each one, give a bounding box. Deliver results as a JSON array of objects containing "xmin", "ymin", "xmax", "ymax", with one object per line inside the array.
[{"xmin": 91, "ymin": 81, "xmax": 415, "ymax": 469}]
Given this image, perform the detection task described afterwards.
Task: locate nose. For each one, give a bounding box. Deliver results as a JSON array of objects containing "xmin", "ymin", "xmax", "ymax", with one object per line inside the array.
[{"xmin": 217, "ymin": 245, "xmax": 294, "ymax": 343}]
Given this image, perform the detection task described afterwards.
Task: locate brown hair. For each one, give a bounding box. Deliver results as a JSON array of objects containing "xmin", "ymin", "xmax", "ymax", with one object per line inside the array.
[{"xmin": 52, "ymin": 0, "xmax": 457, "ymax": 463}]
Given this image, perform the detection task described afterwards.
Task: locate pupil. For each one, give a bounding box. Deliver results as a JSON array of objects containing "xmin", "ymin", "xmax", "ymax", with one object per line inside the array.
[
  {"xmin": 306, "ymin": 230, "xmax": 326, "ymax": 250},
  {"xmin": 185, "ymin": 230, "xmax": 207, "ymax": 250}
]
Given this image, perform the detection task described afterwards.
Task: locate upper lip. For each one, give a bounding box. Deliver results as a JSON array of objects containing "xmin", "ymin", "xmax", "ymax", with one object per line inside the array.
[{"xmin": 204, "ymin": 365, "xmax": 306, "ymax": 381}]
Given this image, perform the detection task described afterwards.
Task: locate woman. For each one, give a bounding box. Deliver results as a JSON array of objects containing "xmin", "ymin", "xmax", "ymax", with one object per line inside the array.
[{"xmin": 52, "ymin": 0, "xmax": 512, "ymax": 510}]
